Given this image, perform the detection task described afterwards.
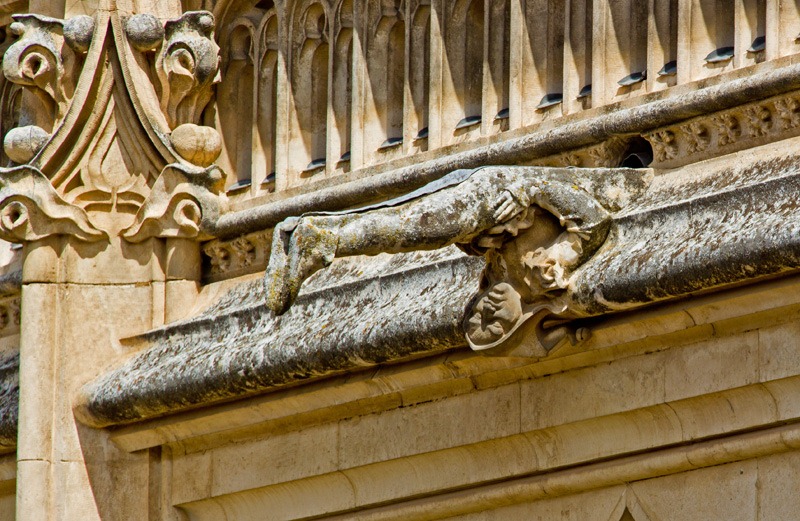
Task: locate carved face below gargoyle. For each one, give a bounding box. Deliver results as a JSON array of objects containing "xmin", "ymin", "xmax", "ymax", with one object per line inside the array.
[
  {"xmin": 464, "ymin": 208, "xmax": 572, "ymax": 352},
  {"xmin": 465, "ymin": 282, "xmax": 524, "ymax": 345}
]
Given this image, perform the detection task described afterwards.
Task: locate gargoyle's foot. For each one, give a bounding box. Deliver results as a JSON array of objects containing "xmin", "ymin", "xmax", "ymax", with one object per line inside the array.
[
  {"xmin": 265, "ymin": 218, "xmax": 298, "ymax": 315},
  {"xmin": 265, "ymin": 217, "xmax": 339, "ymax": 315}
]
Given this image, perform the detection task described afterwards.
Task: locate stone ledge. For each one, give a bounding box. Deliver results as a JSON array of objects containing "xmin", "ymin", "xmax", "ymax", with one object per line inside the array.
[
  {"xmin": 174, "ymin": 384, "xmax": 800, "ymax": 520},
  {"xmin": 76, "ymin": 249, "xmax": 485, "ymax": 428},
  {"xmin": 572, "ymin": 152, "xmax": 800, "ymax": 314},
  {"xmin": 104, "ymin": 273, "xmax": 800, "ymax": 454}
]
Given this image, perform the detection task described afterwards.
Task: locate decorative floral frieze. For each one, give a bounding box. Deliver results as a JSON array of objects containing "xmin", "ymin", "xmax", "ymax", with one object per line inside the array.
[
  {"xmin": 744, "ymin": 105, "xmax": 773, "ymax": 137},
  {"xmin": 645, "ymin": 91, "xmax": 800, "ymax": 168},
  {"xmin": 679, "ymin": 121, "xmax": 710, "ymax": 154},
  {"xmin": 647, "ymin": 130, "xmax": 678, "ymax": 163},
  {"xmin": 203, "ymin": 231, "xmax": 271, "ymax": 280},
  {"xmin": 550, "ymin": 138, "xmax": 628, "ymax": 169},
  {"xmin": 713, "ymin": 113, "xmax": 741, "ymax": 146},
  {"xmin": 774, "ymin": 97, "xmax": 800, "ymax": 130}
]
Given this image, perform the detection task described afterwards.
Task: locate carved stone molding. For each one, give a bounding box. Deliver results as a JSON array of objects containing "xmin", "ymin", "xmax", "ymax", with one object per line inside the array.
[
  {"xmin": 123, "ymin": 162, "xmax": 224, "ymax": 242},
  {"xmin": 0, "ymin": 10, "xmax": 224, "ymax": 245},
  {"xmin": 3, "ymin": 13, "xmax": 94, "ymax": 129},
  {"xmin": 644, "ymin": 90, "xmax": 800, "ymax": 169},
  {"xmin": 125, "ymin": 11, "xmax": 221, "ymax": 130},
  {"xmin": 539, "ymin": 138, "xmax": 629, "ymax": 170}
]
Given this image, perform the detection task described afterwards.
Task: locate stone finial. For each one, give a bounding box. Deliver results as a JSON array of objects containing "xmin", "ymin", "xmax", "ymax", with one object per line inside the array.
[
  {"xmin": 3, "ymin": 126, "xmax": 49, "ymax": 164},
  {"xmin": 170, "ymin": 124, "xmax": 222, "ymax": 167}
]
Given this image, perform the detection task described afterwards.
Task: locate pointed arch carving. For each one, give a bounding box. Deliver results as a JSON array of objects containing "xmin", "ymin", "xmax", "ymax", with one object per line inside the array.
[
  {"xmin": 330, "ymin": 0, "xmax": 353, "ymax": 167},
  {"xmin": 288, "ymin": 0, "xmax": 331, "ymax": 177}
]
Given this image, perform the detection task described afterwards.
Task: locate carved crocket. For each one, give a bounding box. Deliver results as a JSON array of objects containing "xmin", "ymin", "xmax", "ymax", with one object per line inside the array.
[{"xmin": 265, "ymin": 166, "xmax": 651, "ymax": 355}]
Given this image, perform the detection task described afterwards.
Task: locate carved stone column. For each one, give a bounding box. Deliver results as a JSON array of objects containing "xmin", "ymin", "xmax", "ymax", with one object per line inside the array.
[{"xmin": 0, "ymin": 4, "xmax": 224, "ymax": 519}]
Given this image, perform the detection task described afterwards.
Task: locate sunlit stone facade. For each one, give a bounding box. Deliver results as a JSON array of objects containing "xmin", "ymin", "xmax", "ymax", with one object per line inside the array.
[{"xmin": 0, "ymin": 1, "xmax": 799, "ymax": 520}]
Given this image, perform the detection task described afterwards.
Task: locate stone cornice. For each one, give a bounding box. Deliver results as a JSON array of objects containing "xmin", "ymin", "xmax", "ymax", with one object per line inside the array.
[{"xmin": 76, "ymin": 249, "xmax": 484, "ymax": 427}]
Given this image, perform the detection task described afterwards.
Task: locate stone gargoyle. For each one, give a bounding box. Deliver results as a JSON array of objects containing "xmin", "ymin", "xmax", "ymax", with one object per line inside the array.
[{"xmin": 265, "ymin": 166, "xmax": 652, "ymax": 357}]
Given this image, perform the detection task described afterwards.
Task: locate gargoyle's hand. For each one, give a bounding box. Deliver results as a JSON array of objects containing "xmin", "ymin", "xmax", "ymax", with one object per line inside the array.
[{"xmin": 494, "ymin": 190, "xmax": 526, "ymax": 223}]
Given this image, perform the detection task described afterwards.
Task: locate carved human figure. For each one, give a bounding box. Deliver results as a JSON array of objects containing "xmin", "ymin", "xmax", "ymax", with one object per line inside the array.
[{"xmin": 265, "ymin": 165, "xmax": 649, "ymax": 351}]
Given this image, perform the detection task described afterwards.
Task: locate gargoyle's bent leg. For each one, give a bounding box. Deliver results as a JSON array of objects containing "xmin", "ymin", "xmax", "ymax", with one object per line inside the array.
[{"xmin": 266, "ymin": 169, "xmax": 523, "ymax": 314}]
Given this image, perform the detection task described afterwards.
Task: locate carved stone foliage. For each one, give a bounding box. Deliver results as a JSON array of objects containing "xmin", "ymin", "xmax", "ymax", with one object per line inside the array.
[
  {"xmin": 644, "ymin": 91, "xmax": 800, "ymax": 169},
  {"xmin": 124, "ymin": 11, "xmax": 221, "ymax": 130},
  {"xmin": 0, "ymin": 10, "xmax": 225, "ymax": 245},
  {"xmin": 541, "ymin": 138, "xmax": 629, "ymax": 169},
  {"xmin": 0, "ymin": 165, "xmax": 106, "ymax": 242},
  {"xmin": 2, "ymin": 14, "xmax": 94, "ymax": 131},
  {"xmin": 123, "ymin": 162, "xmax": 224, "ymax": 242},
  {"xmin": 263, "ymin": 166, "xmax": 651, "ymax": 357}
]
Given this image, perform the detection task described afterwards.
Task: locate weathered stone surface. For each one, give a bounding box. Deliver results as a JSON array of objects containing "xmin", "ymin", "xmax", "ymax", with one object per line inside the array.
[
  {"xmin": 124, "ymin": 13, "xmax": 163, "ymax": 52},
  {"xmin": 264, "ymin": 166, "xmax": 650, "ymax": 355},
  {"xmin": 3, "ymin": 126, "xmax": 49, "ymax": 164},
  {"xmin": 77, "ymin": 247, "xmax": 484, "ymax": 427},
  {"xmin": 0, "ymin": 351, "xmax": 18, "ymax": 452},
  {"xmin": 571, "ymin": 154, "xmax": 800, "ymax": 314}
]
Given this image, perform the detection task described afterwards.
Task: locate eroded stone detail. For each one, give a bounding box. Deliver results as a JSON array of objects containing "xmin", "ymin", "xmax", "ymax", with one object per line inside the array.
[
  {"xmin": 775, "ymin": 96, "xmax": 800, "ymax": 130},
  {"xmin": 585, "ymin": 139, "xmax": 629, "ymax": 168},
  {"xmin": 124, "ymin": 11, "xmax": 221, "ymax": 130},
  {"xmin": 647, "ymin": 130, "xmax": 677, "ymax": 163},
  {"xmin": 679, "ymin": 121, "xmax": 710, "ymax": 154},
  {"xmin": 264, "ymin": 166, "xmax": 651, "ymax": 356},
  {"xmin": 0, "ymin": 297, "xmax": 21, "ymax": 335},
  {"xmin": 714, "ymin": 114, "xmax": 741, "ymax": 146},
  {"xmin": 744, "ymin": 105, "xmax": 772, "ymax": 137},
  {"xmin": 549, "ymin": 139, "xmax": 628, "ymax": 169},
  {"xmin": 123, "ymin": 163, "xmax": 225, "ymax": 242},
  {"xmin": 0, "ymin": 11, "xmax": 224, "ymax": 244},
  {"xmin": 203, "ymin": 231, "xmax": 271, "ymax": 279}
]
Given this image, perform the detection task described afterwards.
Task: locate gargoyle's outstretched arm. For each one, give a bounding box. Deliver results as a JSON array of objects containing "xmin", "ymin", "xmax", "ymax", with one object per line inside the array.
[{"xmin": 265, "ymin": 166, "xmax": 614, "ymax": 314}]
